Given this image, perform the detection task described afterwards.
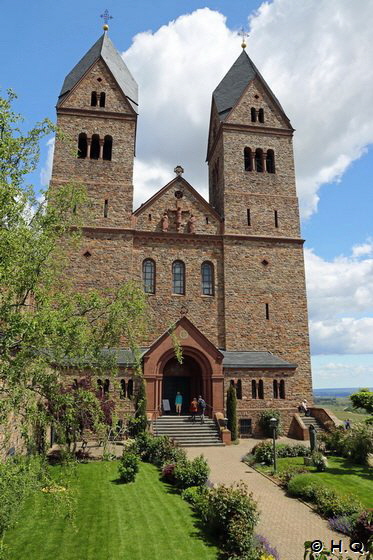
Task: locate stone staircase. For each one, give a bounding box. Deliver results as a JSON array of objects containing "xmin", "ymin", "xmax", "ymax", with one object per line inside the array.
[
  {"xmin": 301, "ymin": 414, "xmax": 325, "ymax": 433},
  {"xmin": 153, "ymin": 415, "xmax": 224, "ymax": 447}
]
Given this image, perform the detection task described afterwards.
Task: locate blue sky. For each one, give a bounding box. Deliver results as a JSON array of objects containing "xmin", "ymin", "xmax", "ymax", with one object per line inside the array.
[{"xmin": 2, "ymin": 0, "xmax": 373, "ymax": 388}]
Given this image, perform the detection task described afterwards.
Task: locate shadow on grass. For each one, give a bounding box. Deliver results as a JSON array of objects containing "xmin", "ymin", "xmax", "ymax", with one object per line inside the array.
[{"xmin": 163, "ymin": 480, "xmax": 223, "ymax": 558}]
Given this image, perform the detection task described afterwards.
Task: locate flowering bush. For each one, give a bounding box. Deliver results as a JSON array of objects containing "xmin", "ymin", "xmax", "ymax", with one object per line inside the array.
[{"xmin": 328, "ymin": 515, "xmax": 356, "ymax": 535}]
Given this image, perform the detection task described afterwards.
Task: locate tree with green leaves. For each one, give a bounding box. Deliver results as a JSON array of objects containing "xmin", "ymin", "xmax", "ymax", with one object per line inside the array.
[
  {"xmin": 350, "ymin": 388, "xmax": 373, "ymax": 415},
  {"xmin": 226, "ymin": 383, "xmax": 238, "ymax": 441},
  {"xmin": 0, "ymin": 90, "xmax": 148, "ymax": 454}
]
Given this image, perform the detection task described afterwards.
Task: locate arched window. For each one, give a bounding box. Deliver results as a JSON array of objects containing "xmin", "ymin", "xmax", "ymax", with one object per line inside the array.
[
  {"xmin": 172, "ymin": 260, "xmax": 185, "ymax": 295},
  {"xmin": 120, "ymin": 380, "xmax": 126, "ymax": 400},
  {"xmin": 266, "ymin": 149, "xmax": 275, "ymax": 174},
  {"xmin": 127, "ymin": 379, "xmax": 133, "ymax": 399},
  {"xmin": 201, "ymin": 261, "xmax": 214, "ymax": 296},
  {"xmin": 258, "ymin": 108, "xmax": 264, "ymax": 123},
  {"xmin": 273, "ymin": 379, "xmax": 279, "ymax": 399},
  {"xmin": 73, "ymin": 378, "xmax": 78, "ymax": 389},
  {"xmin": 244, "ymin": 147, "xmax": 252, "ymax": 172},
  {"xmin": 90, "ymin": 134, "xmax": 100, "ymax": 160},
  {"xmin": 252, "ymin": 380, "xmax": 257, "ymax": 399},
  {"xmin": 258, "ymin": 379, "xmax": 264, "ymax": 399},
  {"xmin": 279, "ymin": 380, "xmax": 285, "ymax": 399},
  {"xmin": 77, "ymin": 133, "xmax": 88, "ymax": 159},
  {"xmin": 250, "ymin": 107, "xmax": 257, "ymax": 122},
  {"xmin": 99, "ymin": 92, "xmax": 106, "ymax": 107},
  {"xmin": 91, "ymin": 91, "xmax": 98, "ymax": 106},
  {"xmin": 103, "ymin": 379, "xmax": 110, "ymax": 395},
  {"xmin": 143, "ymin": 259, "xmax": 155, "ymax": 294},
  {"xmin": 255, "ymin": 149, "xmax": 264, "ymax": 172},
  {"xmin": 230, "ymin": 379, "xmax": 235, "ymax": 387},
  {"xmin": 236, "ymin": 379, "xmax": 242, "ymax": 400},
  {"xmin": 103, "ymin": 135, "xmax": 112, "ymax": 161},
  {"xmin": 97, "ymin": 379, "xmax": 103, "ymax": 397}
]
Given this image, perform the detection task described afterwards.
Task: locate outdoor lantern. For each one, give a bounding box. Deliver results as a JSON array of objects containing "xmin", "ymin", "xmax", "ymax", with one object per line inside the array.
[
  {"xmin": 269, "ymin": 417, "xmax": 278, "ymax": 430},
  {"xmin": 222, "ymin": 417, "xmax": 228, "ymax": 429}
]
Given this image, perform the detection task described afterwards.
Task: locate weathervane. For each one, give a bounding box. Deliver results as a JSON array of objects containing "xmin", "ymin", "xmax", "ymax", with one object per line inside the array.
[
  {"xmin": 239, "ymin": 27, "xmax": 248, "ymax": 49},
  {"xmin": 100, "ymin": 9, "xmax": 113, "ymax": 31}
]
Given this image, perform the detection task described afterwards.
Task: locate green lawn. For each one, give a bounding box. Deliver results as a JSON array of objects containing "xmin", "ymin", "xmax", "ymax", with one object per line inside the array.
[
  {"xmin": 256, "ymin": 456, "xmax": 373, "ymax": 508},
  {"xmin": 4, "ymin": 461, "xmax": 218, "ymax": 560}
]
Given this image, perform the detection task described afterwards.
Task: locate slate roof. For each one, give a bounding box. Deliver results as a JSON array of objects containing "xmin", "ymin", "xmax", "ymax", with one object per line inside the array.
[
  {"xmin": 57, "ymin": 33, "xmax": 138, "ymax": 112},
  {"xmin": 221, "ymin": 351, "xmax": 296, "ymax": 369},
  {"xmin": 111, "ymin": 348, "xmax": 295, "ymax": 369},
  {"xmin": 213, "ymin": 50, "xmax": 288, "ymax": 123}
]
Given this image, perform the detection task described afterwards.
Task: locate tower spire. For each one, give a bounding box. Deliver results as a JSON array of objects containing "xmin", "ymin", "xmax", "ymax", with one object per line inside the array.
[{"xmin": 239, "ymin": 27, "xmax": 248, "ymax": 50}]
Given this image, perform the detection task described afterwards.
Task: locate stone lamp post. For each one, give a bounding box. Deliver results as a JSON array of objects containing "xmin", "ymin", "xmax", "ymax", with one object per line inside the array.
[{"xmin": 269, "ymin": 417, "xmax": 278, "ymax": 473}]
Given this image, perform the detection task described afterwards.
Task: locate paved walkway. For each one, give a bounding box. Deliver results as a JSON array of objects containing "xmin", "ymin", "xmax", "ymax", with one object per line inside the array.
[{"xmin": 187, "ymin": 439, "xmax": 348, "ymax": 560}]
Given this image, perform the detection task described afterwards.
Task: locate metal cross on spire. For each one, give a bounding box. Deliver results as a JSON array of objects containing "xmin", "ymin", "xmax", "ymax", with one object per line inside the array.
[
  {"xmin": 100, "ymin": 9, "xmax": 113, "ymax": 30},
  {"xmin": 239, "ymin": 27, "xmax": 249, "ymax": 49}
]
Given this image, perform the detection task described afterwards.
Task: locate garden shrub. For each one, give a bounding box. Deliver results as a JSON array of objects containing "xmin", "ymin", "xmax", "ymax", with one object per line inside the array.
[
  {"xmin": 343, "ymin": 424, "xmax": 373, "ymax": 465},
  {"xmin": 205, "ymin": 482, "xmax": 259, "ymax": 558},
  {"xmin": 311, "ymin": 451, "xmax": 328, "ymax": 471},
  {"xmin": 136, "ymin": 433, "xmax": 187, "ymax": 467},
  {"xmin": 173, "ymin": 456, "xmax": 210, "ymax": 489},
  {"xmin": 350, "ymin": 510, "xmax": 373, "ymax": 546},
  {"xmin": 328, "ymin": 514, "xmax": 356, "ymax": 536},
  {"xmin": 118, "ymin": 452, "xmax": 139, "ymax": 483},
  {"xmin": 254, "ymin": 534, "xmax": 280, "ymax": 560},
  {"xmin": 161, "ymin": 463, "xmax": 176, "ymax": 483},
  {"xmin": 276, "ymin": 443, "xmax": 310, "ymax": 458},
  {"xmin": 252, "ymin": 442, "xmax": 273, "ymax": 465},
  {"xmin": 277, "ymin": 466, "xmax": 308, "ymax": 488},
  {"xmin": 241, "ymin": 452, "xmax": 256, "ymax": 466},
  {"xmin": 314, "ymin": 486, "xmax": 362, "ymax": 518},
  {"xmin": 258, "ymin": 409, "xmax": 283, "ymax": 437},
  {"xmin": 181, "ymin": 486, "xmax": 209, "ymax": 518},
  {"xmin": 287, "ymin": 474, "xmax": 319, "ymax": 501}
]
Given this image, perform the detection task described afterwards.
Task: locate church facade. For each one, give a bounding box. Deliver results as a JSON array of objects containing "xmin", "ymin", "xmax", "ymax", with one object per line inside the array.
[{"xmin": 50, "ymin": 31, "xmax": 313, "ymax": 437}]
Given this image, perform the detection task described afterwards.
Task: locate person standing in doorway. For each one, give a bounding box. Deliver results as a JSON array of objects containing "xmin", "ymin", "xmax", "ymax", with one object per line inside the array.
[
  {"xmin": 175, "ymin": 392, "xmax": 183, "ymax": 415},
  {"xmin": 190, "ymin": 397, "xmax": 198, "ymax": 422},
  {"xmin": 198, "ymin": 395, "xmax": 207, "ymax": 423}
]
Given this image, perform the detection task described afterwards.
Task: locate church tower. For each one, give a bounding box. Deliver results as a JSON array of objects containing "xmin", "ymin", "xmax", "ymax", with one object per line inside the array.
[{"xmin": 50, "ymin": 30, "xmax": 138, "ymax": 228}]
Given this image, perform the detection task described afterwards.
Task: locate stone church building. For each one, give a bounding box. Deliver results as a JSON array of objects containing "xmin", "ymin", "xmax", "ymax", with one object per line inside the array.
[{"xmin": 50, "ymin": 30, "xmax": 313, "ymax": 437}]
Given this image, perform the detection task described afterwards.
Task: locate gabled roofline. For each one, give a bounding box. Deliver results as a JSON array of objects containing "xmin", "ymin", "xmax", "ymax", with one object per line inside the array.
[
  {"xmin": 57, "ymin": 56, "xmax": 138, "ymax": 116},
  {"xmin": 133, "ymin": 176, "xmax": 222, "ymax": 221}
]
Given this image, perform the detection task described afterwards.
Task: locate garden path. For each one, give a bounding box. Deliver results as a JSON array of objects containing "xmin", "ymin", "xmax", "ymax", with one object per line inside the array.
[{"xmin": 187, "ymin": 439, "xmax": 350, "ymax": 560}]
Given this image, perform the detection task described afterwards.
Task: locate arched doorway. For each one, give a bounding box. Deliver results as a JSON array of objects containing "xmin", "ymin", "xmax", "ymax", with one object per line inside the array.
[{"xmin": 162, "ymin": 356, "xmax": 202, "ymax": 414}]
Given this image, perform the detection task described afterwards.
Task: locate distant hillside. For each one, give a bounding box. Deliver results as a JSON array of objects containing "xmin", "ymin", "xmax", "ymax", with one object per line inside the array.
[{"xmin": 313, "ymin": 387, "xmax": 372, "ymax": 398}]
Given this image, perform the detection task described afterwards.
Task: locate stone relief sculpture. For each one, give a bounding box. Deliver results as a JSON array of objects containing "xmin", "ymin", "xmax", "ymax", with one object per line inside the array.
[
  {"xmin": 161, "ymin": 211, "xmax": 169, "ymax": 232},
  {"xmin": 187, "ymin": 214, "xmax": 196, "ymax": 233}
]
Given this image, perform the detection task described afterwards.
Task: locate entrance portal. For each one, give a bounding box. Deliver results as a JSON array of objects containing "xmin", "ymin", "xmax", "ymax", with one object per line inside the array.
[{"xmin": 162, "ymin": 356, "xmax": 202, "ymax": 414}]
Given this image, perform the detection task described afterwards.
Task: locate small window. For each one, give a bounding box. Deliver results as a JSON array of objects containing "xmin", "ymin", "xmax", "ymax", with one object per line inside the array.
[
  {"xmin": 104, "ymin": 199, "xmax": 108, "ymax": 218},
  {"xmin": 172, "ymin": 260, "xmax": 185, "ymax": 295},
  {"xmin": 266, "ymin": 149, "xmax": 275, "ymax": 174},
  {"xmin": 239, "ymin": 418, "xmax": 252, "ymax": 437},
  {"xmin": 201, "ymin": 261, "xmax": 214, "ymax": 296},
  {"xmin": 99, "ymin": 92, "xmax": 106, "ymax": 107},
  {"xmin": 120, "ymin": 380, "xmax": 126, "ymax": 400},
  {"xmin": 274, "ymin": 210, "xmax": 279, "ymax": 228},
  {"xmin": 250, "ymin": 107, "xmax": 257, "ymax": 122},
  {"xmin": 77, "ymin": 133, "xmax": 88, "ymax": 159},
  {"xmin": 258, "ymin": 108, "xmax": 264, "ymax": 123},
  {"xmin": 148, "ymin": 213, "xmax": 152, "ymax": 222},
  {"xmin": 91, "ymin": 91, "xmax": 98, "ymax": 106},
  {"xmin": 97, "ymin": 379, "xmax": 103, "ymax": 397},
  {"xmin": 230, "ymin": 379, "xmax": 235, "ymax": 387},
  {"xmin": 273, "ymin": 379, "xmax": 279, "ymax": 399},
  {"xmin": 83, "ymin": 251, "xmax": 91, "ymax": 258},
  {"xmin": 280, "ymin": 379, "xmax": 285, "ymax": 399},
  {"xmin": 244, "ymin": 147, "xmax": 252, "ymax": 172},
  {"xmin": 262, "ymin": 259, "xmax": 269, "ymax": 266},
  {"xmin": 247, "ymin": 209, "xmax": 251, "ymax": 226},
  {"xmin": 265, "ymin": 303, "xmax": 270, "ymax": 320},
  {"xmin": 236, "ymin": 379, "xmax": 242, "ymax": 400},
  {"xmin": 73, "ymin": 379, "xmax": 78, "ymax": 389},
  {"xmin": 127, "ymin": 379, "xmax": 134, "ymax": 399},
  {"xmin": 205, "ymin": 216, "xmax": 209, "ymax": 224},
  {"xmin": 103, "ymin": 379, "xmax": 110, "ymax": 395},
  {"xmin": 143, "ymin": 259, "xmax": 155, "ymax": 294},
  {"xmin": 258, "ymin": 379, "xmax": 264, "ymax": 399},
  {"xmin": 90, "ymin": 134, "xmax": 100, "ymax": 160},
  {"xmin": 103, "ymin": 135, "xmax": 112, "ymax": 161},
  {"xmin": 255, "ymin": 149, "xmax": 264, "ymax": 172},
  {"xmin": 252, "ymin": 380, "xmax": 257, "ymax": 399}
]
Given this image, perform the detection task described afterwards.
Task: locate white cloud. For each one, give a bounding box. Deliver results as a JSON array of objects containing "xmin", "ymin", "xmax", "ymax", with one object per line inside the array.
[
  {"xmin": 120, "ymin": 1, "xmax": 373, "ymax": 218},
  {"xmin": 305, "ymin": 245, "xmax": 373, "ymax": 354},
  {"xmin": 311, "ymin": 355, "xmax": 373, "ymax": 388},
  {"xmin": 40, "ymin": 137, "xmax": 55, "ymax": 187}
]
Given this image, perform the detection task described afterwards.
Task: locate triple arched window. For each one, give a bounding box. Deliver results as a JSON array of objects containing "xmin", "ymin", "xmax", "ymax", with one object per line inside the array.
[
  {"xmin": 243, "ymin": 147, "xmax": 275, "ymax": 174},
  {"xmin": 142, "ymin": 259, "xmax": 215, "ymax": 296},
  {"xmin": 77, "ymin": 133, "xmax": 113, "ymax": 161}
]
